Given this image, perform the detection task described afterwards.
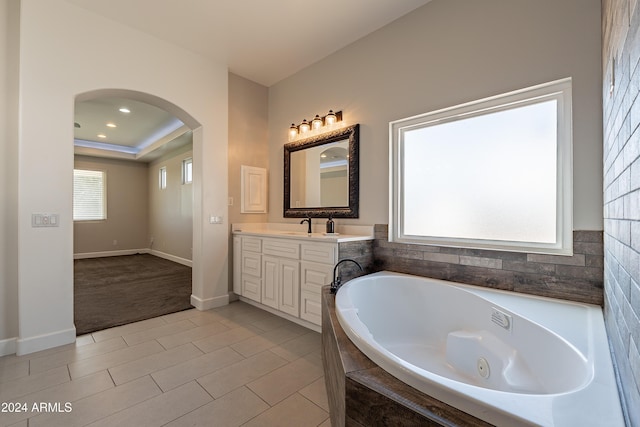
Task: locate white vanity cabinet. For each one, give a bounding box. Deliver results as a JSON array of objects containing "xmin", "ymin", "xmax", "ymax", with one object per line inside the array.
[{"xmin": 234, "ymin": 235, "xmax": 337, "ymax": 329}]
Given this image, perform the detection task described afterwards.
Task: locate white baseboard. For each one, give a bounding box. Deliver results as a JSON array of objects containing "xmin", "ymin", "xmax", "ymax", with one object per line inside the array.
[
  {"xmin": 73, "ymin": 249, "xmax": 192, "ymax": 268},
  {"xmin": 0, "ymin": 337, "xmax": 17, "ymax": 357},
  {"xmin": 15, "ymin": 327, "xmax": 76, "ymax": 356},
  {"xmin": 74, "ymin": 249, "xmax": 150, "ymax": 259},
  {"xmin": 149, "ymin": 250, "xmax": 192, "ymax": 267},
  {"xmin": 191, "ymin": 293, "xmax": 229, "ymax": 311}
]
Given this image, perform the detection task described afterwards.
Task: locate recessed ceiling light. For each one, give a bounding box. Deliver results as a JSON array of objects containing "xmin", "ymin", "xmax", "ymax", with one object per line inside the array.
[
  {"xmin": 97, "ymin": 134, "xmax": 107, "ymax": 138},
  {"xmin": 119, "ymin": 107, "xmax": 130, "ymax": 113},
  {"xmin": 106, "ymin": 123, "xmax": 117, "ymax": 128}
]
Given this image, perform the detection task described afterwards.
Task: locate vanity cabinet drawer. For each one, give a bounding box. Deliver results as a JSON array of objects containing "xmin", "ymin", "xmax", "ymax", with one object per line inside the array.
[
  {"xmin": 301, "ymin": 261, "xmax": 333, "ymax": 294},
  {"xmin": 242, "ymin": 276, "xmax": 261, "ymax": 303},
  {"xmin": 300, "ymin": 290, "xmax": 322, "ymax": 325},
  {"xmin": 263, "ymin": 239, "xmax": 300, "ymax": 259},
  {"xmin": 242, "ymin": 237, "xmax": 262, "ymax": 253},
  {"xmin": 241, "ymin": 252, "xmax": 261, "ymax": 277},
  {"xmin": 301, "ymin": 242, "xmax": 337, "ymax": 264}
]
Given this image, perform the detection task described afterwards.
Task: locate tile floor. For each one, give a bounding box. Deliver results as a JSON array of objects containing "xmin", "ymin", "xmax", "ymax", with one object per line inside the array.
[{"xmin": 0, "ymin": 302, "xmax": 330, "ymax": 427}]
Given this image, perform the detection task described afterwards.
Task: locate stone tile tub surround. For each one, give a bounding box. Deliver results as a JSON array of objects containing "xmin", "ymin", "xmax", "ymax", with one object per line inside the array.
[
  {"xmin": 603, "ymin": 0, "xmax": 640, "ymax": 424},
  {"xmin": 373, "ymin": 225, "xmax": 604, "ymax": 306},
  {"xmin": 321, "ymin": 288, "xmax": 491, "ymax": 427}
]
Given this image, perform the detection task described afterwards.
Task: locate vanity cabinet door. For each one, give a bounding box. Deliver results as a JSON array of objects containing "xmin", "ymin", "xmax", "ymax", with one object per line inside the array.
[
  {"xmin": 262, "ymin": 256, "xmax": 279, "ymax": 309},
  {"xmin": 278, "ymin": 259, "xmax": 300, "ymax": 317}
]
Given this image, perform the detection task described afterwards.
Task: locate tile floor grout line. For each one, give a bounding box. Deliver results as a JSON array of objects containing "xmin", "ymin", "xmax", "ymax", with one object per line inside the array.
[
  {"xmin": 106, "ymin": 367, "xmax": 117, "ymax": 387},
  {"xmin": 193, "ymin": 378, "xmax": 216, "ymax": 401},
  {"xmin": 239, "ymin": 385, "xmax": 275, "ymax": 425},
  {"xmin": 297, "ymin": 390, "xmax": 330, "ymax": 416}
]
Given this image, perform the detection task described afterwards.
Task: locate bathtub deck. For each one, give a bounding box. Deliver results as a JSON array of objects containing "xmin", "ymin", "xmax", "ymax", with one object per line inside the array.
[{"xmin": 321, "ymin": 287, "xmax": 492, "ymax": 427}]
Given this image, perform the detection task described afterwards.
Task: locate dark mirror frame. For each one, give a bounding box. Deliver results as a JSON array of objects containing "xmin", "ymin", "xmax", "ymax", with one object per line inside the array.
[{"xmin": 284, "ymin": 124, "xmax": 359, "ymax": 218}]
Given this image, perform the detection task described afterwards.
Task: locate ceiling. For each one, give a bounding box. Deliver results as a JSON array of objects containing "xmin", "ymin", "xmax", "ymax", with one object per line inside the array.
[
  {"xmin": 70, "ymin": 0, "xmax": 431, "ymax": 162},
  {"xmin": 74, "ymin": 97, "xmax": 191, "ymax": 163}
]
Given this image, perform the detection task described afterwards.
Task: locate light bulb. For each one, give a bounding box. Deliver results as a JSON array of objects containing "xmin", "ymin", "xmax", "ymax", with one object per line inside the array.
[
  {"xmin": 311, "ymin": 115, "xmax": 323, "ymax": 130},
  {"xmin": 288, "ymin": 124, "xmax": 298, "ymax": 141},
  {"xmin": 325, "ymin": 110, "xmax": 337, "ymax": 126},
  {"xmin": 299, "ymin": 119, "xmax": 310, "ymax": 134}
]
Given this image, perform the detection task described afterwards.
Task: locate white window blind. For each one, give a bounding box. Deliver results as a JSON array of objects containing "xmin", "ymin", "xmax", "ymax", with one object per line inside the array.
[
  {"xmin": 73, "ymin": 169, "xmax": 106, "ymax": 221},
  {"xmin": 159, "ymin": 166, "xmax": 167, "ymax": 189},
  {"xmin": 182, "ymin": 158, "xmax": 193, "ymax": 184}
]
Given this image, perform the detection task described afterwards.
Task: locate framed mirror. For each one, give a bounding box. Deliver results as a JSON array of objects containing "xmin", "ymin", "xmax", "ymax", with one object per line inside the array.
[{"xmin": 284, "ymin": 124, "xmax": 359, "ymax": 218}]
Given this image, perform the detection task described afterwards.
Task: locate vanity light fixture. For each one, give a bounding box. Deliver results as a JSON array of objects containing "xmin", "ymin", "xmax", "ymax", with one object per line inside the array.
[{"xmin": 288, "ymin": 110, "xmax": 343, "ymax": 141}]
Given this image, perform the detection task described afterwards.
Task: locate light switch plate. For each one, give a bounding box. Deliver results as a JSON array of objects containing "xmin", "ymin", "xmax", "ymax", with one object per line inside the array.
[
  {"xmin": 209, "ymin": 215, "xmax": 223, "ymax": 224},
  {"xmin": 32, "ymin": 213, "xmax": 59, "ymax": 227}
]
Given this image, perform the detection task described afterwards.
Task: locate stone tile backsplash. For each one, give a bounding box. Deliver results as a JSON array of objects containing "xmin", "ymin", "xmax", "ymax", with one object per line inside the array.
[{"xmin": 372, "ymin": 224, "xmax": 603, "ymax": 305}]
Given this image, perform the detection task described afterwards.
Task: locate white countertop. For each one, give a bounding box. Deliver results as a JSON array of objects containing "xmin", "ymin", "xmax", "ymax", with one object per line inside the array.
[{"xmin": 231, "ymin": 223, "xmax": 374, "ymax": 243}]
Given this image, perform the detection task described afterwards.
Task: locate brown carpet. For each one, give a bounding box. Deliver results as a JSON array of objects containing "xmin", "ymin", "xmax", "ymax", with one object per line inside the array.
[{"xmin": 74, "ymin": 254, "xmax": 192, "ymax": 335}]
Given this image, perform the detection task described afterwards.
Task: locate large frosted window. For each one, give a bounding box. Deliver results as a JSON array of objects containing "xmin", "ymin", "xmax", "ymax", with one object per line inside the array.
[{"xmin": 390, "ymin": 78, "xmax": 573, "ymax": 255}]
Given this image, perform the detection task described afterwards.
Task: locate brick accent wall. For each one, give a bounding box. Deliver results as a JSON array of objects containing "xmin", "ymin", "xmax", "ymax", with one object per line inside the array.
[
  {"xmin": 373, "ymin": 225, "xmax": 603, "ymax": 305},
  {"xmin": 603, "ymin": 0, "xmax": 640, "ymax": 424}
]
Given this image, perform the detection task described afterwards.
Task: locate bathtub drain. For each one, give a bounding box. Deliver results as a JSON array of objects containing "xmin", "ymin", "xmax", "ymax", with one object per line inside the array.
[{"xmin": 477, "ymin": 357, "xmax": 490, "ymax": 379}]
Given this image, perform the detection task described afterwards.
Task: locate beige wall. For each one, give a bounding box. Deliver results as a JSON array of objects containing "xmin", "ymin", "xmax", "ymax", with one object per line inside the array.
[
  {"xmin": 228, "ymin": 73, "xmax": 269, "ymax": 225},
  {"xmin": 149, "ymin": 144, "xmax": 193, "ymax": 261},
  {"xmin": 228, "ymin": 73, "xmax": 268, "ymax": 293},
  {"xmin": 0, "ymin": 0, "xmax": 19, "ymax": 348},
  {"xmin": 74, "ymin": 156, "xmax": 149, "ymax": 255},
  {"xmin": 267, "ymin": 0, "xmax": 603, "ymax": 232},
  {"xmin": 8, "ymin": 0, "xmax": 228, "ymax": 355}
]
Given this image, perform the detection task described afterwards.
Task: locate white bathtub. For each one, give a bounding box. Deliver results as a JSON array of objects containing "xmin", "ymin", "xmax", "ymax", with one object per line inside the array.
[{"xmin": 335, "ymin": 271, "xmax": 624, "ymax": 426}]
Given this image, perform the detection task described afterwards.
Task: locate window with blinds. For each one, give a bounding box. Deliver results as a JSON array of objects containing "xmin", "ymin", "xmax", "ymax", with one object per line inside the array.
[
  {"xmin": 73, "ymin": 169, "xmax": 106, "ymax": 221},
  {"xmin": 182, "ymin": 158, "xmax": 193, "ymax": 184}
]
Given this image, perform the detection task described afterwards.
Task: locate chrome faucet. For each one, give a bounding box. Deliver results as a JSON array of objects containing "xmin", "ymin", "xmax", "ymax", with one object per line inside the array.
[
  {"xmin": 330, "ymin": 258, "xmax": 364, "ymax": 293},
  {"xmin": 300, "ymin": 217, "xmax": 312, "ymax": 234}
]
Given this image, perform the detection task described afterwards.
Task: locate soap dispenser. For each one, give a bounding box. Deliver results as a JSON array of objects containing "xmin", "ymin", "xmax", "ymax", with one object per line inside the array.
[{"xmin": 326, "ymin": 215, "xmax": 335, "ymax": 234}]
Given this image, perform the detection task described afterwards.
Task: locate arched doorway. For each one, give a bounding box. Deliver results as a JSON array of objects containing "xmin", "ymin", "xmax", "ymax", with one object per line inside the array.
[{"xmin": 73, "ymin": 89, "xmax": 202, "ymax": 334}]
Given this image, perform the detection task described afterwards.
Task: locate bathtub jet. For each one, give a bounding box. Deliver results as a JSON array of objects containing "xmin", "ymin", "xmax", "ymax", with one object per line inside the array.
[{"xmin": 335, "ymin": 271, "xmax": 624, "ymax": 426}]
